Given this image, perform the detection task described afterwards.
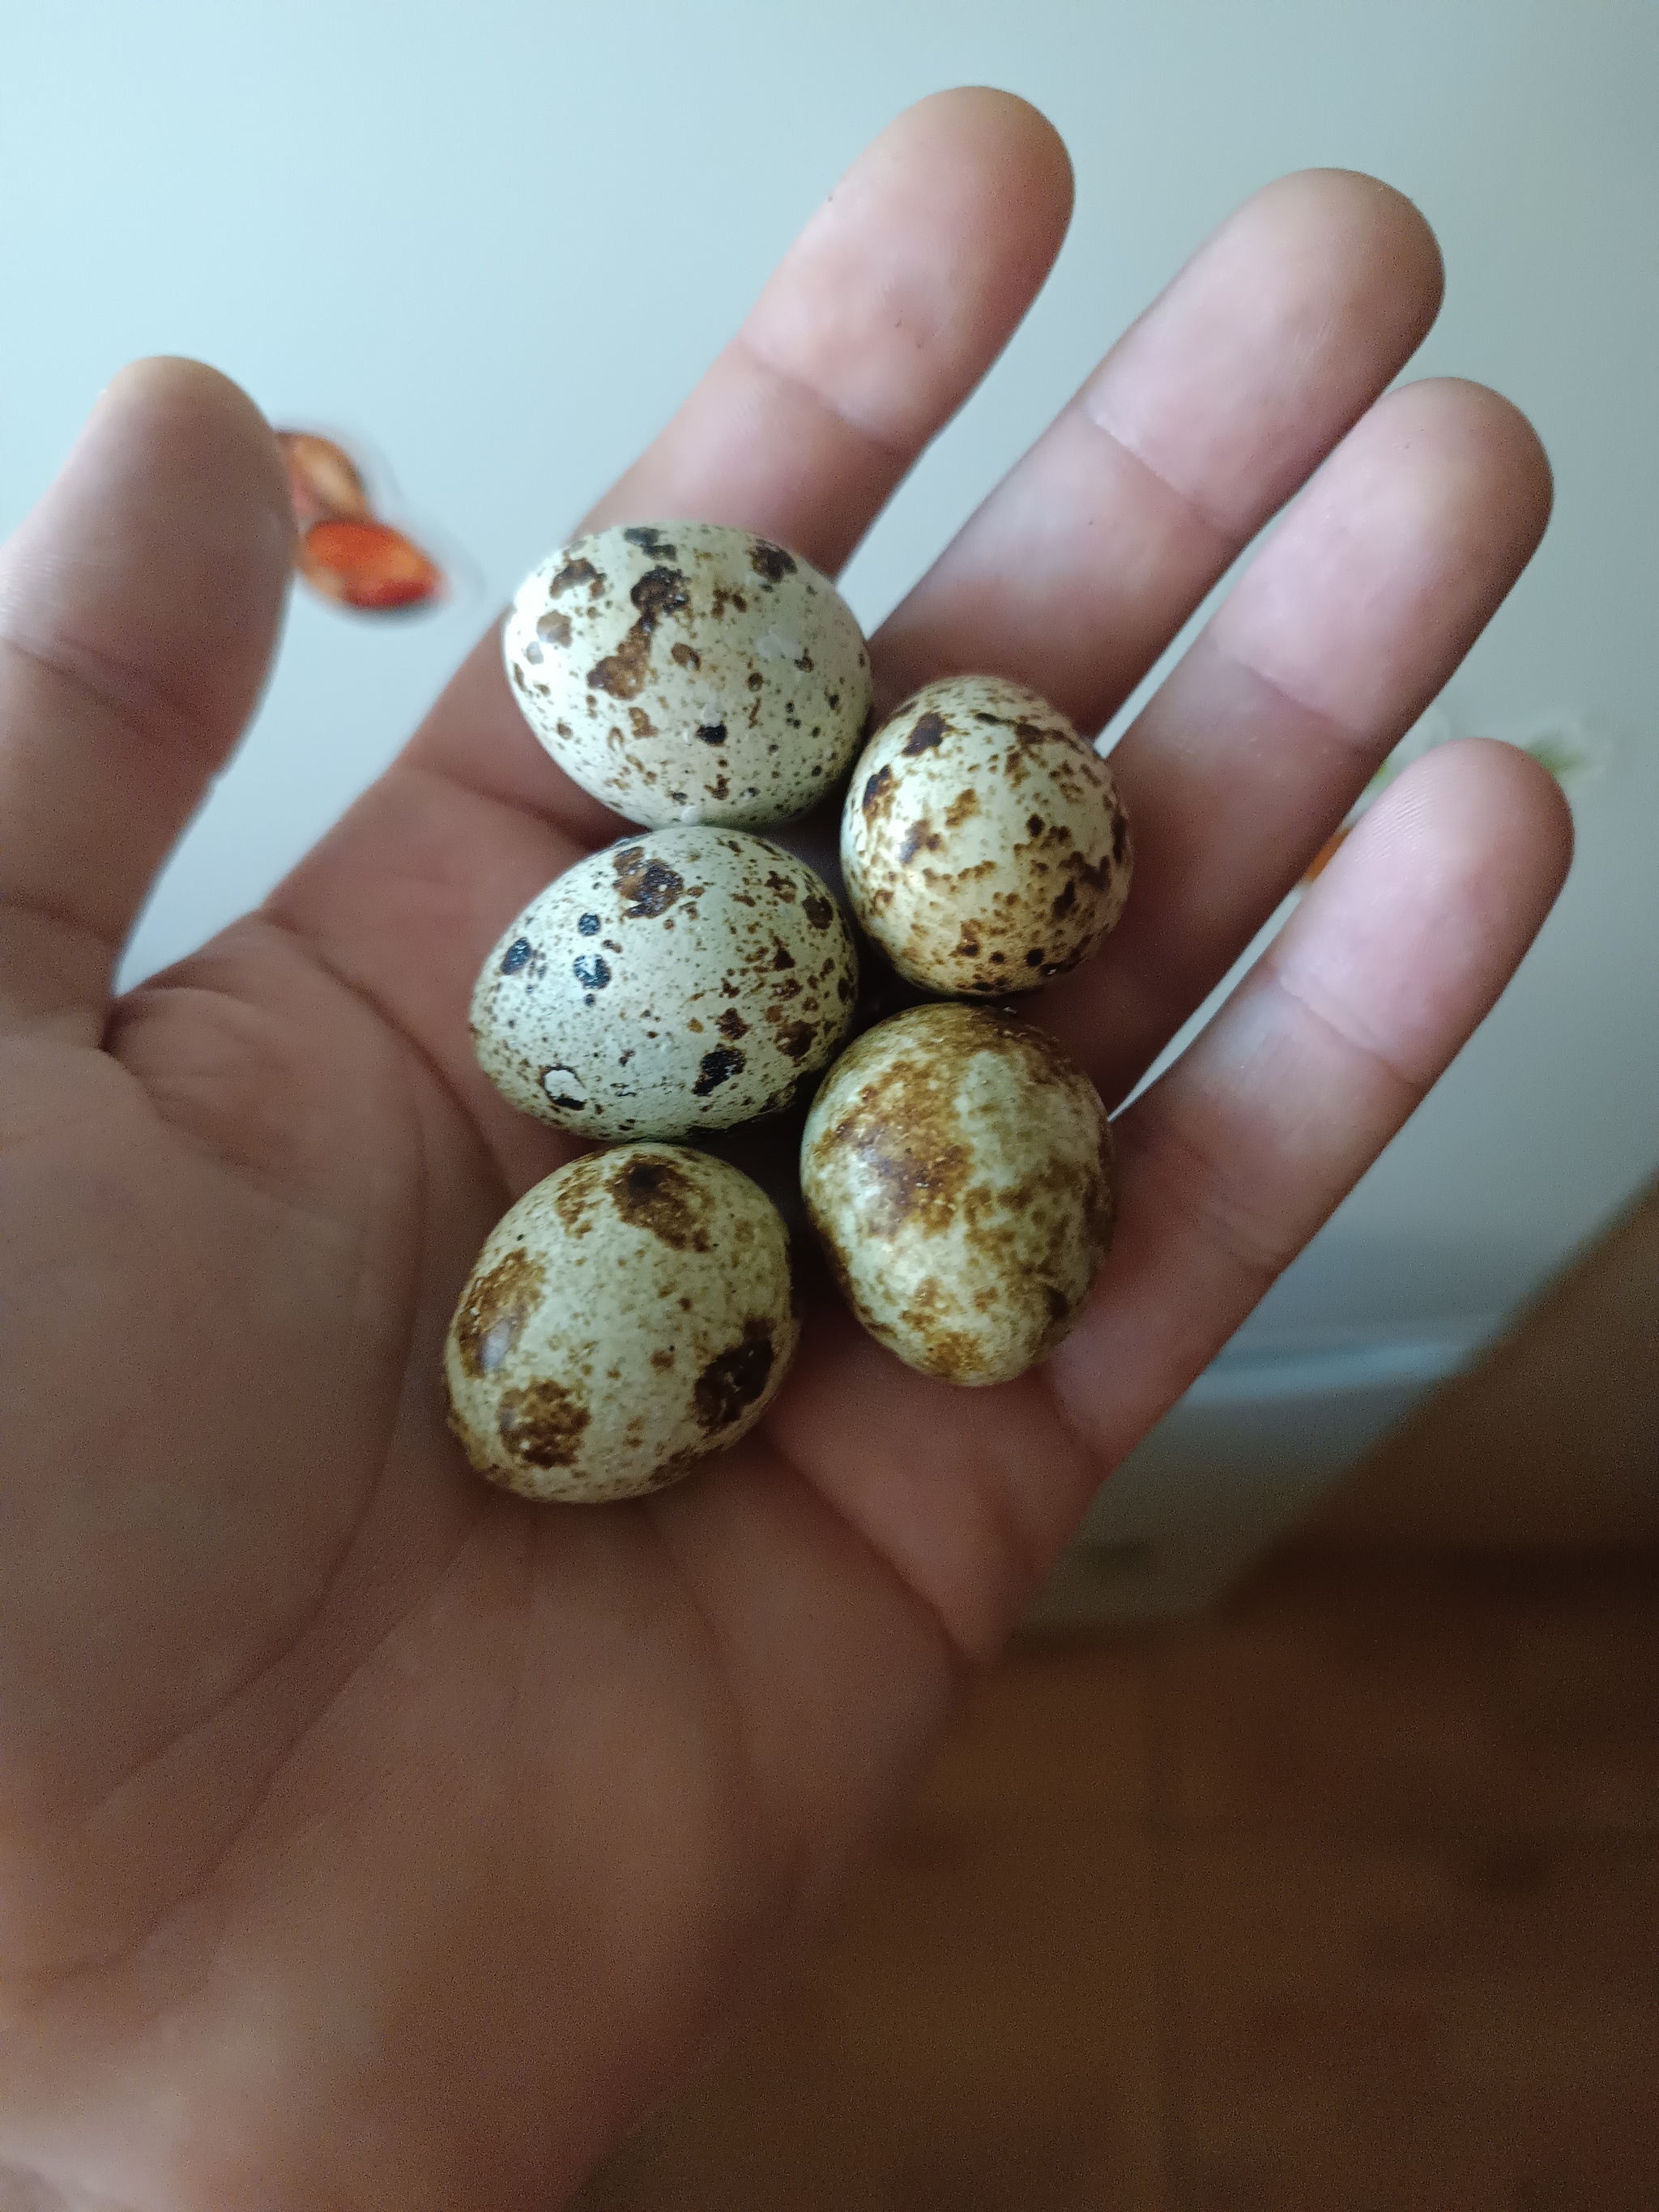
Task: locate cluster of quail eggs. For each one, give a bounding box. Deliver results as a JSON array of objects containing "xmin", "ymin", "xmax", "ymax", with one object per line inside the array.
[{"xmin": 443, "ymin": 520, "xmax": 1132, "ymax": 1502}]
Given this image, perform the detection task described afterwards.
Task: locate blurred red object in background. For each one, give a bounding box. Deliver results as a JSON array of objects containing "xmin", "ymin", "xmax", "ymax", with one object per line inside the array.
[
  {"xmin": 276, "ymin": 431, "xmax": 371, "ymax": 527},
  {"xmin": 296, "ymin": 518, "xmax": 444, "ymax": 611},
  {"xmin": 275, "ymin": 427, "xmax": 446, "ymax": 612}
]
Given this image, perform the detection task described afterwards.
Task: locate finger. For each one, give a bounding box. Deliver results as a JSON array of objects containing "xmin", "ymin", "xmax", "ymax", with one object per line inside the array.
[
  {"xmin": 0, "ymin": 360, "xmax": 292, "ymax": 1035},
  {"xmin": 586, "ymin": 87, "xmax": 1075, "ymax": 572},
  {"xmin": 871, "ymin": 167, "xmax": 1444, "ymax": 720},
  {"xmin": 401, "ymin": 85, "xmax": 1073, "ymax": 834},
  {"xmin": 1043, "ymin": 377, "xmax": 1554, "ymax": 1103},
  {"xmin": 266, "ymin": 92, "xmax": 1073, "ymax": 1161},
  {"xmin": 767, "ymin": 741, "xmax": 1570, "ymax": 1659},
  {"xmin": 1048, "ymin": 738, "xmax": 1573, "ymax": 1493}
]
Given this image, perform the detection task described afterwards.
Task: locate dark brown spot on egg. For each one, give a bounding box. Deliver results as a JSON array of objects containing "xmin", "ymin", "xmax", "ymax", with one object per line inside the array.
[
  {"xmin": 536, "ymin": 610, "xmax": 572, "ymax": 647},
  {"xmin": 903, "ymin": 710, "xmax": 949, "ymax": 756},
  {"xmin": 693, "ymin": 1318, "xmax": 775, "ymax": 1432},
  {"xmin": 588, "ymin": 629, "xmax": 651, "ymax": 699},
  {"xmin": 855, "ymin": 1132, "xmax": 972, "ymax": 1238},
  {"xmin": 749, "ymin": 539, "xmax": 796, "ymax": 583},
  {"xmin": 671, "ymin": 640, "xmax": 701, "ymax": 669},
  {"xmin": 453, "ymin": 1247, "xmax": 544, "ymax": 1378},
  {"xmin": 650, "ymin": 1346, "xmax": 676, "ymax": 1371},
  {"xmin": 898, "ymin": 818, "xmax": 940, "ymax": 866},
  {"xmin": 612, "ymin": 846, "xmax": 684, "ymax": 918},
  {"xmin": 693, "ymin": 1045, "xmax": 746, "ymax": 1096},
  {"xmin": 587, "ymin": 565, "xmax": 688, "ymax": 699},
  {"xmin": 548, "ymin": 556, "xmax": 599, "ymax": 599},
  {"xmin": 606, "ymin": 1154, "xmax": 713, "ymax": 1251},
  {"xmin": 861, "ymin": 764, "xmax": 894, "ymax": 820},
  {"xmin": 630, "ymin": 565, "xmax": 688, "ymax": 627},
  {"xmin": 623, "ymin": 525, "xmax": 676, "ymax": 559},
  {"xmin": 717, "ymin": 1007, "xmax": 750, "ymax": 1040},
  {"xmin": 776, "ymin": 1020, "xmax": 818, "ymax": 1062},
  {"xmin": 824, "ymin": 1049, "xmax": 977, "ymax": 1241},
  {"xmin": 628, "ymin": 705, "xmax": 657, "ymax": 739},
  {"xmin": 497, "ymin": 1379, "xmax": 591, "ymax": 1469},
  {"xmin": 802, "ymin": 893, "xmax": 834, "ymax": 931}
]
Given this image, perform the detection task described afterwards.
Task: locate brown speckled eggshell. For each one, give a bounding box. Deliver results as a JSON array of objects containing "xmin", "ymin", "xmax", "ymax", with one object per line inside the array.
[
  {"xmin": 444, "ymin": 1146, "xmax": 800, "ymax": 1502},
  {"xmin": 503, "ymin": 520, "xmax": 872, "ymax": 829},
  {"xmin": 471, "ymin": 827, "xmax": 859, "ymax": 1140},
  {"xmin": 842, "ymin": 675, "xmax": 1132, "ymax": 995},
  {"xmin": 800, "ymin": 1002, "xmax": 1115, "ymax": 1386}
]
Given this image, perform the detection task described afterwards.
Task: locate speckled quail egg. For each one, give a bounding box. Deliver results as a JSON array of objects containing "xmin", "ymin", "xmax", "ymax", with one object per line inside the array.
[
  {"xmin": 472, "ymin": 827, "xmax": 859, "ymax": 1140},
  {"xmin": 503, "ymin": 520, "xmax": 873, "ymax": 829},
  {"xmin": 445, "ymin": 1144, "xmax": 800, "ymax": 1502},
  {"xmin": 842, "ymin": 675, "xmax": 1132, "ymax": 995},
  {"xmin": 800, "ymin": 1002, "xmax": 1115, "ymax": 1386}
]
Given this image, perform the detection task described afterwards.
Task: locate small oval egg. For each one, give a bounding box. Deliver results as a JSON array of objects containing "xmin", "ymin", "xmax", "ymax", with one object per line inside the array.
[
  {"xmin": 842, "ymin": 675, "xmax": 1132, "ymax": 995},
  {"xmin": 472, "ymin": 827, "xmax": 859, "ymax": 1140},
  {"xmin": 503, "ymin": 521, "xmax": 872, "ymax": 829},
  {"xmin": 445, "ymin": 1145, "xmax": 800, "ymax": 1502},
  {"xmin": 800, "ymin": 1002, "xmax": 1115, "ymax": 1386}
]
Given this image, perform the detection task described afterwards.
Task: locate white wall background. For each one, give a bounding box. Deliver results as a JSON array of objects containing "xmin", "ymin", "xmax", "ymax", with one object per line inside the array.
[{"xmin": 3, "ymin": 0, "xmax": 1655, "ymax": 1588}]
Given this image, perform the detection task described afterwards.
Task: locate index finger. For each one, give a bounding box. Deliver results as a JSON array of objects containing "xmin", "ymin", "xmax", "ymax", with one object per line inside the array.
[{"xmin": 400, "ymin": 87, "xmax": 1074, "ymax": 825}]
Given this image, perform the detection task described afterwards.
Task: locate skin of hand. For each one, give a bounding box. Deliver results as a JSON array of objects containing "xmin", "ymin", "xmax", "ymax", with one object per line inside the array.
[{"xmin": 0, "ymin": 88, "xmax": 1569, "ymax": 2212}]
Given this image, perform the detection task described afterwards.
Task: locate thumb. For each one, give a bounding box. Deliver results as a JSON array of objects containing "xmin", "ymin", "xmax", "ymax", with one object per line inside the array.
[{"xmin": 0, "ymin": 357, "xmax": 292, "ymax": 1037}]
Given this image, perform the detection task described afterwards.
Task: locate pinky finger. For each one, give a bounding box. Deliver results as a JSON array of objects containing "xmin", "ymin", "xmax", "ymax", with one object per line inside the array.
[{"xmin": 1047, "ymin": 738, "xmax": 1573, "ymax": 1476}]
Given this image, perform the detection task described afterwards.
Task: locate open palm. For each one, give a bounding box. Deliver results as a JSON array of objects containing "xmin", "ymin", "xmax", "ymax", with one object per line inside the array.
[{"xmin": 0, "ymin": 92, "xmax": 1568, "ymax": 2212}]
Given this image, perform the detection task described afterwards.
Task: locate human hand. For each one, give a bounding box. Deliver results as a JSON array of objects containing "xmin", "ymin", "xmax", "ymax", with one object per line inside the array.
[{"xmin": 0, "ymin": 90, "xmax": 1568, "ymax": 2211}]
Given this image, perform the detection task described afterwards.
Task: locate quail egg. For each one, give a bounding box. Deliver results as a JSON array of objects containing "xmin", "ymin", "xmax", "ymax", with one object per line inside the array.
[
  {"xmin": 504, "ymin": 520, "xmax": 872, "ymax": 829},
  {"xmin": 842, "ymin": 675, "xmax": 1132, "ymax": 995},
  {"xmin": 472, "ymin": 827, "xmax": 859, "ymax": 1140},
  {"xmin": 444, "ymin": 1145, "xmax": 800, "ymax": 1502},
  {"xmin": 800, "ymin": 1002, "xmax": 1115, "ymax": 1386}
]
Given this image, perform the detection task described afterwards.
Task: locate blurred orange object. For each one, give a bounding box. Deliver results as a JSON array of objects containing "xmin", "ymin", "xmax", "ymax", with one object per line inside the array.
[
  {"xmin": 276, "ymin": 430, "xmax": 370, "ymax": 527},
  {"xmin": 296, "ymin": 518, "xmax": 445, "ymax": 611}
]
